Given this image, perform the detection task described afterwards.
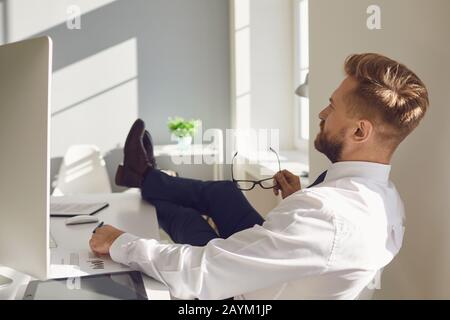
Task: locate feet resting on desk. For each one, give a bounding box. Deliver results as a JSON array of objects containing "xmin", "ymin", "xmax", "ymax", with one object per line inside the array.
[
  {"xmin": 115, "ymin": 119, "xmax": 157, "ymax": 188},
  {"xmin": 91, "ymin": 119, "xmax": 165, "ymax": 255}
]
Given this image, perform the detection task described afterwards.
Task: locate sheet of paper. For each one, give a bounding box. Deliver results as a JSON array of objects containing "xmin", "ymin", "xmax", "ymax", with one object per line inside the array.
[{"xmin": 50, "ymin": 250, "xmax": 130, "ymax": 279}]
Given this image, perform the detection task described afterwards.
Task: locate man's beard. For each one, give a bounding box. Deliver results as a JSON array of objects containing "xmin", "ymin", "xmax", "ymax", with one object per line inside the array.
[{"xmin": 314, "ymin": 123, "xmax": 344, "ymax": 163}]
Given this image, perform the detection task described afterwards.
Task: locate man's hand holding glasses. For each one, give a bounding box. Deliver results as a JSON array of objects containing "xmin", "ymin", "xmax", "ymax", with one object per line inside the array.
[
  {"xmin": 273, "ymin": 170, "xmax": 301, "ymax": 199},
  {"xmin": 232, "ymin": 148, "xmax": 301, "ymax": 199}
]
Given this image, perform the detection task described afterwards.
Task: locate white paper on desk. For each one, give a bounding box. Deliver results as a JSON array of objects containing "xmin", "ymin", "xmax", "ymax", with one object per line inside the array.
[{"xmin": 50, "ymin": 250, "xmax": 130, "ymax": 279}]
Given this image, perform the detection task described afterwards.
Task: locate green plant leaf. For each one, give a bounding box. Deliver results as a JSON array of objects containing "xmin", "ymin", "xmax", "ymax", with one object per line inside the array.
[{"xmin": 167, "ymin": 117, "xmax": 201, "ymax": 137}]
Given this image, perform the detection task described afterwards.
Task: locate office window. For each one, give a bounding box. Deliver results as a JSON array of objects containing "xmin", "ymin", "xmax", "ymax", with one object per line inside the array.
[
  {"xmin": 294, "ymin": 0, "xmax": 309, "ymax": 150},
  {"xmin": 232, "ymin": 0, "xmax": 252, "ymax": 152}
]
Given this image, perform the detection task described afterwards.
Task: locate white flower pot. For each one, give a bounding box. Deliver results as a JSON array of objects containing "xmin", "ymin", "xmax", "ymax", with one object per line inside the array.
[{"xmin": 177, "ymin": 136, "xmax": 192, "ymax": 148}]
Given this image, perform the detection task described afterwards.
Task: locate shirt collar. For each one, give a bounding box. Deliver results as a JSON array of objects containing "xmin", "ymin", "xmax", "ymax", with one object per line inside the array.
[{"xmin": 324, "ymin": 161, "xmax": 391, "ymax": 183}]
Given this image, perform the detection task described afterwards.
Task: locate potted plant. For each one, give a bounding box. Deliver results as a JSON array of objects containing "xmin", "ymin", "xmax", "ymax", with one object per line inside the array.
[{"xmin": 167, "ymin": 117, "xmax": 201, "ymax": 148}]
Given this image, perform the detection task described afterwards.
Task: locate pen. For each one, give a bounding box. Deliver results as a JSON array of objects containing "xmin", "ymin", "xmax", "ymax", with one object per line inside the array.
[{"xmin": 92, "ymin": 221, "xmax": 104, "ymax": 234}]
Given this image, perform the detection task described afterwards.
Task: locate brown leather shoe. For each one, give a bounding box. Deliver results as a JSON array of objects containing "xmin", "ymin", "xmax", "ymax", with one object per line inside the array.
[{"xmin": 115, "ymin": 119, "xmax": 153, "ymax": 188}]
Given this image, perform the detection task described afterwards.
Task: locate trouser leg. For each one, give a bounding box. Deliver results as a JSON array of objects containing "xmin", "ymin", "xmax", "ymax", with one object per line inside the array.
[
  {"xmin": 142, "ymin": 170, "xmax": 264, "ymax": 238},
  {"xmin": 152, "ymin": 200, "xmax": 219, "ymax": 246}
]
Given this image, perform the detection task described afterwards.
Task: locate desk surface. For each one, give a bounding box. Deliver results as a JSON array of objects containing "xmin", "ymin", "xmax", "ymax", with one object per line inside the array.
[{"xmin": 0, "ymin": 192, "xmax": 170, "ymax": 300}]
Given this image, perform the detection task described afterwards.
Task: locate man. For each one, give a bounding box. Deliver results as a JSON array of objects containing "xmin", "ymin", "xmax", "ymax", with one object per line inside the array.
[{"xmin": 90, "ymin": 53, "xmax": 429, "ymax": 299}]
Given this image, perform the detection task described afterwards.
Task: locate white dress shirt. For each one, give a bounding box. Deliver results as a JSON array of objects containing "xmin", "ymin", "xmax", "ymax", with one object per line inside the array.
[{"xmin": 110, "ymin": 161, "xmax": 405, "ymax": 300}]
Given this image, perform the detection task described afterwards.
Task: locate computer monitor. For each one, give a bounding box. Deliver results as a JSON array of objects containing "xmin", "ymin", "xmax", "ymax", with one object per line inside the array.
[{"xmin": 0, "ymin": 36, "xmax": 53, "ymax": 285}]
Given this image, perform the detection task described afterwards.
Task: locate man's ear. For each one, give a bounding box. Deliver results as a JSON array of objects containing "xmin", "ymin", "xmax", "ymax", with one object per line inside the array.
[{"xmin": 353, "ymin": 120, "xmax": 373, "ymax": 142}]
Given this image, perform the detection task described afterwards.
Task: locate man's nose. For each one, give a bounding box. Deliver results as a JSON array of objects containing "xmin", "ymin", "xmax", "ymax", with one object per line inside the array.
[{"xmin": 319, "ymin": 108, "xmax": 328, "ymax": 120}]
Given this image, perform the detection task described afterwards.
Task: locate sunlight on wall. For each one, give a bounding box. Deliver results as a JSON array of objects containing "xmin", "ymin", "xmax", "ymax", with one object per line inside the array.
[
  {"xmin": 52, "ymin": 37, "xmax": 137, "ymax": 114},
  {"xmin": 7, "ymin": 0, "xmax": 117, "ymax": 41},
  {"xmin": 51, "ymin": 37, "xmax": 138, "ymax": 157}
]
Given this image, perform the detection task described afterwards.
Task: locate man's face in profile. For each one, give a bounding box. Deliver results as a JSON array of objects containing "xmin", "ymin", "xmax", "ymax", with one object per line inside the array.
[{"xmin": 314, "ymin": 77, "xmax": 359, "ymax": 163}]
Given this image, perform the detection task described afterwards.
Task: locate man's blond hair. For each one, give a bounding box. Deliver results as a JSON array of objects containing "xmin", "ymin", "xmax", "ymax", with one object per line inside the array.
[{"xmin": 344, "ymin": 53, "xmax": 429, "ymax": 146}]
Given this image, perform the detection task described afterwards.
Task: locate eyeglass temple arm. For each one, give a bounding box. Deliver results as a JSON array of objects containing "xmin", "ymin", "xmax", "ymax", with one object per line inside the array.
[
  {"xmin": 269, "ymin": 147, "xmax": 282, "ymax": 172},
  {"xmin": 231, "ymin": 152, "xmax": 238, "ymax": 180}
]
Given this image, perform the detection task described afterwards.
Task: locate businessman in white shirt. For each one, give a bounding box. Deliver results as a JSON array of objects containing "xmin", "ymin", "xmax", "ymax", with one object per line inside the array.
[{"xmin": 90, "ymin": 53, "xmax": 429, "ymax": 300}]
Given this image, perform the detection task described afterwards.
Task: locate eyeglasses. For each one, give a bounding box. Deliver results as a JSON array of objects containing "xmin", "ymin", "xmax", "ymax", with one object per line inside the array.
[{"xmin": 231, "ymin": 148, "xmax": 281, "ymax": 191}]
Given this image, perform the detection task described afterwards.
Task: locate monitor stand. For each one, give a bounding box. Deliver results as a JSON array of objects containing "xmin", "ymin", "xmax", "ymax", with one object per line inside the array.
[{"xmin": 0, "ymin": 275, "xmax": 13, "ymax": 288}]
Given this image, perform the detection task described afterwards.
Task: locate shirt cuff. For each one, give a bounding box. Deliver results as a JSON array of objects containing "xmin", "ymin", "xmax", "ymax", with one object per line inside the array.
[{"xmin": 109, "ymin": 232, "xmax": 140, "ymax": 265}]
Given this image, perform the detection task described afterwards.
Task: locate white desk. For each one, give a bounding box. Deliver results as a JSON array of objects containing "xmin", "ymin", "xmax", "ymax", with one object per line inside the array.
[{"xmin": 0, "ymin": 192, "xmax": 170, "ymax": 300}]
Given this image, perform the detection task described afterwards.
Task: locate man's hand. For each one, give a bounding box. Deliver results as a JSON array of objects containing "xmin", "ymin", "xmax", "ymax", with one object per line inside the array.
[
  {"xmin": 273, "ymin": 170, "xmax": 301, "ymax": 199},
  {"xmin": 89, "ymin": 225, "xmax": 125, "ymax": 255}
]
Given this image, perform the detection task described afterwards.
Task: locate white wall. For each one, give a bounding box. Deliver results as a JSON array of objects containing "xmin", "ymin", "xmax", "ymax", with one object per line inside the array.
[
  {"xmin": 0, "ymin": 0, "xmax": 230, "ymax": 190},
  {"xmin": 309, "ymin": 0, "xmax": 450, "ymax": 298}
]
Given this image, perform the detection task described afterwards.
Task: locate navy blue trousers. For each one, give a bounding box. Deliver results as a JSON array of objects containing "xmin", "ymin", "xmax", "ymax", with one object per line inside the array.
[{"xmin": 141, "ymin": 170, "xmax": 264, "ymax": 246}]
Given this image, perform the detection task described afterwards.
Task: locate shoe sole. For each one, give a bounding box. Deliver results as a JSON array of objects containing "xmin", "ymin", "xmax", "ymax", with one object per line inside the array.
[
  {"xmin": 115, "ymin": 165, "xmax": 143, "ymax": 188},
  {"xmin": 115, "ymin": 165, "xmax": 126, "ymax": 187}
]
